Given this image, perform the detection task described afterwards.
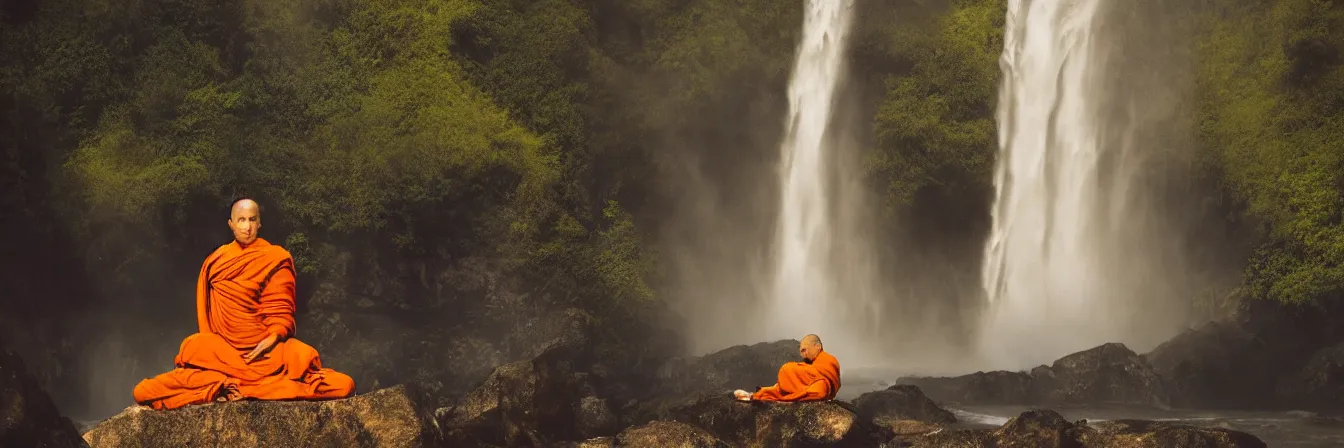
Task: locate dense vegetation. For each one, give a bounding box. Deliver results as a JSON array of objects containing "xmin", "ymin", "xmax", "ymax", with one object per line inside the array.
[{"xmin": 1, "ymin": 0, "xmax": 1341, "ymax": 419}]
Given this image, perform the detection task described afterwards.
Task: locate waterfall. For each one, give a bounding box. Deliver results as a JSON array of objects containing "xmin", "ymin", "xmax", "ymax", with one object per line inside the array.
[
  {"xmin": 766, "ymin": 0, "xmax": 863, "ymax": 350},
  {"xmin": 979, "ymin": 0, "xmax": 1168, "ymax": 369}
]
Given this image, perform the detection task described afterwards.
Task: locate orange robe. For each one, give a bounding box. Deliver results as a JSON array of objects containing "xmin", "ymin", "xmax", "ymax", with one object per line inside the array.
[
  {"xmin": 752, "ymin": 350, "xmax": 841, "ymax": 402},
  {"xmin": 132, "ymin": 238, "xmax": 354, "ymax": 410}
]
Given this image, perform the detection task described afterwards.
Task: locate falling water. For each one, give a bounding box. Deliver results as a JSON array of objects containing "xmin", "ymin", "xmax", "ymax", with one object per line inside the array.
[
  {"xmin": 766, "ymin": 1, "xmax": 860, "ymax": 347},
  {"xmin": 978, "ymin": 0, "xmax": 1164, "ymax": 369}
]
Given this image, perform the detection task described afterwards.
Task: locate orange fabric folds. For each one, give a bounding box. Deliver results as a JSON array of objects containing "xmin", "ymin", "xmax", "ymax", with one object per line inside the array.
[
  {"xmin": 132, "ymin": 238, "xmax": 354, "ymax": 410},
  {"xmin": 751, "ymin": 350, "xmax": 841, "ymax": 402}
]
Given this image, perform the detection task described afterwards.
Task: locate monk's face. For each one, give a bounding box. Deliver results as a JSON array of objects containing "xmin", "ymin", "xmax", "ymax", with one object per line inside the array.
[
  {"xmin": 228, "ymin": 201, "xmax": 261, "ymax": 246},
  {"xmin": 799, "ymin": 341, "xmax": 821, "ymax": 362}
]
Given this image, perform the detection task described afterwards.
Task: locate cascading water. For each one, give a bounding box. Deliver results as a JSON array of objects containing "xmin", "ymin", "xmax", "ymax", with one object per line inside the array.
[
  {"xmin": 766, "ymin": 0, "xmax": 861, "ymax": 347},
  {"xmin": 979, "ymin": 0, "xmax": 1161, "ymax": 369}
]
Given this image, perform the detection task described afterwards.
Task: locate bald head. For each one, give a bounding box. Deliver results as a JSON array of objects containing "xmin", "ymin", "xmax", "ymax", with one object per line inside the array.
[
  {"xmin": 228, "ymin": 198, "xmax": 262, "ymax": 246},
  {"xmin": 799, "ymin": 334, "xmax": 823, "ymax": 362}
]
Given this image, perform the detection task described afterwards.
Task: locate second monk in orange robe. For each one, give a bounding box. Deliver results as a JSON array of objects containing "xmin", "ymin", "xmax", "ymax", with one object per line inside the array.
[
  {"xmin": 132, "ymin": 198, "xmax": 355, "ymax": 410},
  {"xmin": 734, "ymin": 334, "xmax": 840, "ymax": 402}
]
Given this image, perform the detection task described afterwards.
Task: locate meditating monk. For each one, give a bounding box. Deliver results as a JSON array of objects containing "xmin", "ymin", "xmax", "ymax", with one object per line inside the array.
[
  {"xmin": 132, "ymin": 198, "xmax": 355, "ymax": 410},
  {"xmin": 733, "ymin": 334, "xmax": 841, "ymax": 402}
]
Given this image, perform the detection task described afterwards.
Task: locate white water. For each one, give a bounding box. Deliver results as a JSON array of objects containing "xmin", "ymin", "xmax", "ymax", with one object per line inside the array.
[
  {"xmin": 978, "ymin": 0, "xmax": 1135, "ymax": 369},
  {"xmin": 765, "ymin": 1, "xmax": 861, "ymax": 349}
]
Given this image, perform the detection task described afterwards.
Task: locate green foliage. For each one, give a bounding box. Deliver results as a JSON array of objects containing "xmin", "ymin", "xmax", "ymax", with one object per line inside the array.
[
  {"xmin": 1193, "ymin": 0, "xmax": 1344, "ymax": 303},
  {"xmin": 866, "ymin": 0, "xmax": 1004, "ymax": 209}
]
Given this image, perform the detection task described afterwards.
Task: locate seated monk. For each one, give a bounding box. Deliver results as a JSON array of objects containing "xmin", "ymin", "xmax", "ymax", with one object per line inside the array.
[
  {"xmin": 733, "ymin": 334, "xmax": 840, "ymax": 402},
  {"xmin": 132, "ymin": 198, "xmax": 355, "ymax": 410}
]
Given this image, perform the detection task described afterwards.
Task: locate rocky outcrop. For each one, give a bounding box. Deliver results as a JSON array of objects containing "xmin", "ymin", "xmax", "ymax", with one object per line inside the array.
[
  {"xmin": 662, "ymin": 394, "xmax": 894, "ymax": 447},
  {"xmin": 1036, "ymin": 342, "xmax": 1168, "ymax": 406},
  {"xmin": 623, "ymin": 339, "xmax": 799, "ymax": 425},
  {"xmin": 81, "ymin": 385, "xmax": 440, "ymax": 448},
  {"xmin": 907, "ymin": 409, "xmax": 1266, "ymax": 448},
  {"xmin": 436, "ymin": 311, "xmax": 617, "ymax": 446},
  {"xmin": 897, "ymin": 343, "xmax": 1168, "ymax": 407},
  {"xmin": 850, "ymin": 384, "xmax": 957, "ymax": 424},
  {"xmin": 563, "ymin": 421, "xmax": 729, "ymax": 448},
  {"xmin": 897, "ymin": 370, "xmax": 1033, "ymax": 405},
  {"xmin": 1275, "ymin": 341, "xmax": 1344, "ymax": 410},
  {"xmin": 0, "ymin": 339, "xmax": 88, "ymax": 448},
  {"xmin": 1145, "ymin": 296, "xmax": 1344, "ymax": 410}
]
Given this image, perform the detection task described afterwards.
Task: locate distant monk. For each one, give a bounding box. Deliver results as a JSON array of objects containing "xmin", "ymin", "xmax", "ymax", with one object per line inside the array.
[
  {"xmin": 132, "ymin": 198, "xmax": 355, "ymax": 410},
  {"xmin": 733, "ymin": 334, "xmax": 840, "ymax": 402}
]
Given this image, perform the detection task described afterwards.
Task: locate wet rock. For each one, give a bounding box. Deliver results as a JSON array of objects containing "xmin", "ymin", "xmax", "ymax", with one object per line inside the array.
[
  {"xmin": 624, "ymin": 339, "xmax": 799, "ymax": 425},
  {"xmin": 560, "ymin": 420, "xmax": 730, "ymax": 448},
  {"xmin": 895, "ymin": 370, "xmax": 1033, "ymax": 405},
  {"xmin": 1276, "ymin": 341, "xmax": 1344, "ymax": 411},
  {"xmin": 901, "ymin": 409, "xmax": 1266, "ymax": 448},
  {"xmin": 1077, "ymin": 419, "xmax": 1268, "ymax": 447},
  {"xmin": 850, "ymin": 385, "xmax": 957, "ymax": 424},
  {"xmin": 437, "ymin": 311, "xmax": 609, "ymax": 446},
  {"xmin": 81, "ymin": 385, "xmax": 441, "ymax": 448},
  {"xmin": 1145, "ymin": 320, "xmax": 1276, "ymax": 409},
  {"xmin": 1146, "ymin": 295, "xmax": 1344, "ymax": 410},
  {"xmin": 1038, "ymin": 343, "xmax": 1168, "ymax": 406},
  {"xmin": 990, "ymin": 409, "xmax": 1076, "ymax": 447},
  {"xmin": 0, "ymin": 339, "xmax": 88, "ymax": 448},
  {"xmin": 896, "ymin": 343, "xmax": 1167, "ymax": 407},
  {"xmin": 666, "ymin": 394, "xmax": 893, "ymax": 447}
]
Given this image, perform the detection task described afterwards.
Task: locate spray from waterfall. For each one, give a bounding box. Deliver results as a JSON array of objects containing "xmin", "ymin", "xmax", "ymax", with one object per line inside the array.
[{"xmin": 978, "ymin": 0, "xmax": 1194, "ymax": 370}]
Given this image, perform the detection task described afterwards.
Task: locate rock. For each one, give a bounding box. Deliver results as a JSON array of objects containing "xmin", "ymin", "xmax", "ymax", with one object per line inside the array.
[
  {"xmin": 1145, "ymin": 295, "xmax": 1344, "ymax": 410},
  {"xmin": 81, "ymin": 385, "xmax": 441, "ymax": 448},
  {"xmin": 901, "ymin": 409, "xmax": 1267, "ymax": 448},
  {"xmin": 1276, "ymin": 341, "xmax": 1344, "ymax": 410},
  {"xmin": 0, "ymin": 339, "xmax": 88, "ymax": 448},
  {"xmin": 850, "ymin": 385, "xmax": 957, "ymax": 424},
  {"xmin": 896, "ymin": 343, "xmax": 1168, "ymax": 407},
  {"xmin": 437, "ymin": 311, "xmax": 609, "ymax": 446},
  {"xmin": 1037, "ymin": 343, "xmax": 1169, "ymax": 406},
  {"xmin": 896, "ymin": 371, "xmax": 1033, "ymax": 405},
  {"xmin": 1077, "ymin": 419, "xmax": 1268, "ymax": 448},
  {"xmin": 560, "ymin": 420, "xmax": 730, "ymax": 448},
  {"xmin": 990, "ymin": 409, "xmax": 1076, "ymax": 447},
  {"xmin": 623, "ymin": 339, "xmax": 799, "ymax": 425},
  {"xmin": 665, "ymin": 394, "xmax": 893, "ymax": 447},
  {"xmin": 1144, "ymin": 320, "xmax": 1277, "ymax": 409}
]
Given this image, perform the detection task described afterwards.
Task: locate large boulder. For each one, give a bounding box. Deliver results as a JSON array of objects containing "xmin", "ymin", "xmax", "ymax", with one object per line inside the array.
[
  {"xmin": 663, "ymin": 394, "xmax": 893, "ymax": 447},
  {"xmin": 849, "ymin": 385, "xmax": 957, "ymax": 425},
  {"xmin": 437, "ymin": 312, "xmax": 616, "ymax": 446},
  {"xmin": 896, "ymin": 371, "xmax": 1033, "ymax": 405},
  {"xmin": 1275, "ymin": 341, "xmax": 1344, "ymax": 410},
  {"xmin": 905, "ymin": 409, "xmax": 1266, "ymax": 448},
  {"xmin": 623, "ymin": 339, "xmax": 799, "ymax": 425},
  {"xmin": 563, "ymin": 421, "xmax": 730, "ymax": 448},
  {"xmin": 0, "ymin": 339, "xmax": 88, "ymax": 448},
  {"xmin": 1036, "ymin": 343, "xmax": 1168, "ymax": 406},
  {"xmin": 1145, "ymin": 295, "xmax": 1344, "ymax": 410},
  {"xmin": 81, "ymin": 385, "xmax": 441, "ymax": 448},
  {"xmin": 1144, "ymin": 320, "xmax": 1279, "ymax": 409},
  {"xmin": 897, "ymin": 343, "xmax": 1167, "ymax": 407}
]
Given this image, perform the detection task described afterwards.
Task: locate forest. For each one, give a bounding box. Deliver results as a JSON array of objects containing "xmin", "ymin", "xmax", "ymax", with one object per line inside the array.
[{"xmin": 1, "ymin": 0, "xmax": 1341, "ymax": 422}]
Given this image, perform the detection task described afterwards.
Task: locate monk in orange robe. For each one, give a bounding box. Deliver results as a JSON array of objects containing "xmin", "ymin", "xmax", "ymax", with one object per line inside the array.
[
  {"xmin": 733, "ymin": 334, "xmax": 840, "ymax": 402},
  {"xmin": 132, "ymin": 198, "xmax": 355, "ymax": 410}
]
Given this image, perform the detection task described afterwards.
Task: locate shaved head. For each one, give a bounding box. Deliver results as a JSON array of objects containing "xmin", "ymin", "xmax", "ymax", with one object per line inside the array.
[
  {"xmin": 799, "ymin": 334, "xmax": 823, "ymax": 362},
  {"xmin": 227, "ymin": 197, "xmax": 262, "ymax": 246},
  {"xmin": 231, "ymin": 198, "xmax": 260, "ymax": 217}
]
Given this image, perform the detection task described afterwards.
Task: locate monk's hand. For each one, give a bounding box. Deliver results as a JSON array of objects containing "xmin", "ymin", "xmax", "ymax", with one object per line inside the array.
[{"xmin": 245, "ymin": 334, "xmax": 279, "ymax": 363}]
